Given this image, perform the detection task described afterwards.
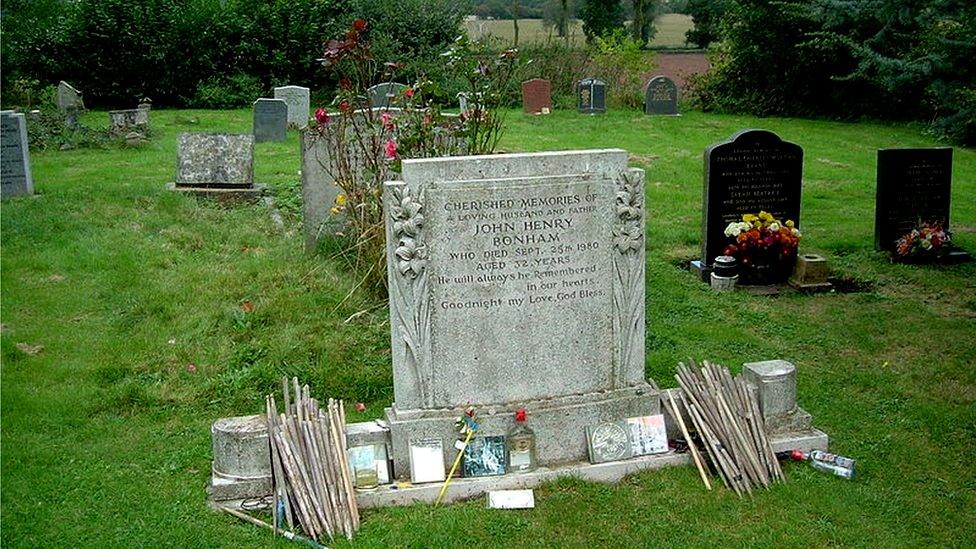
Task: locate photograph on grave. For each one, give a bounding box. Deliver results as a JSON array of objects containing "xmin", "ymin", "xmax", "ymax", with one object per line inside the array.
[
  {"xmin": 274, "ymin": 85, "xmax": 311, "ymax": 128},
  {"xmin": 521, "ymin": 79, "xmax": 552, "ymax": 114},
  {"xmin": 696, "ymin": 129, "xmax": 803, "ymax": 284},
  {"xmin": 1, "ymin": 111, "xmax": 34, "ymax": 199},
  {"xmin": 875, "ymin": 148, "xmax": 967, "ymax": 262},
  {"xmin": 383, "ymin": 150, "xmax": 659, "ymax": 478},
  {"xmin": 252, "ymin": 98, "xmax": 288, "ymax": 143},
  {"xmin": 626, "ymin": 415, "xmax": 668, "ymax": 455},
  {"xmin": 462, "ymin": 436, "xmax": 507, "ymax": 477},
  {"xmin": 644, "ymin": 76, "xmax": 678, "ymax": 116},
  {"xmin": 578, "ymin": 78, "xmax": 607, "ymax": 114},
  {"xmin": 409, "ymin": 438, "xmax": 445, "ymax": 483}
]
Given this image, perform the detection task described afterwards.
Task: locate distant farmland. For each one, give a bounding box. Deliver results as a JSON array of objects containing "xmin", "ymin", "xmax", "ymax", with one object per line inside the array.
[{"xmin": 464, "ymin": 14, "xmax": 695, "ymax": 49}]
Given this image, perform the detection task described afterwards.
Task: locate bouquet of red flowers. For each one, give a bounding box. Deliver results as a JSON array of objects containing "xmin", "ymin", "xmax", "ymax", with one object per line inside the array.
[
  {"xmin": 722, "ymin": 211, "xmax": 801, "ymax": 283},
  {"xmin": 895, "ymin": 221, "xmax": 952, "ymax": 259}
]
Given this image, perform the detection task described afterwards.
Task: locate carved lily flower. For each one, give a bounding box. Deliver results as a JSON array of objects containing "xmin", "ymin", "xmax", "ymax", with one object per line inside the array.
[
  {"xmin": 395, "ymin": 237, "xmax": 427, "ymax": 278},
  {"xmin": 392, "ymin": 196, "xmax": 424, "ymax": 237},
  {"xmin": 613, "ymin": 221, "xmax": 643, "ymax": 253},
  {"xmin": 616, "ymin": 186, "xmax": 641, "ymax": 220}
]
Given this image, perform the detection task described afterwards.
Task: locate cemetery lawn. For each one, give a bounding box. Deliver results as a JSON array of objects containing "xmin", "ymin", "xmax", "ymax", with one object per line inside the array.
[{"xmin": 2, "ymin": 108, "xmax": 975, "ymax": 547}]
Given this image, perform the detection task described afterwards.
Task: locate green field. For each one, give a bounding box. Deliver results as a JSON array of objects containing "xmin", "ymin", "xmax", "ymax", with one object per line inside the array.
[
  {"xmin": 466, "ymin": 14, "xmax": 694, "ymax": 48},
  {"xmin": 2, "ymin": 108, "xmax": 975, "ymax": 546}
]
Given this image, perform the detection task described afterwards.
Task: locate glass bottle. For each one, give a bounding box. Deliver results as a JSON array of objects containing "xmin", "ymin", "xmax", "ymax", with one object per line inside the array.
[{"xmin": 508, "ymin": 408, "xmax": 537, "ymax": 473}]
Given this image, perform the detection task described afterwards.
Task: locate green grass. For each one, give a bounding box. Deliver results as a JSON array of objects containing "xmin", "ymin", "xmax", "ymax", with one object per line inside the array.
[
  {"xmin": 466, "ymin": 14, "xmax": 694, "ymax": 48},
  {"xmin": 3, "ymin": 107, "xmax": 975, "ymax": 547}
]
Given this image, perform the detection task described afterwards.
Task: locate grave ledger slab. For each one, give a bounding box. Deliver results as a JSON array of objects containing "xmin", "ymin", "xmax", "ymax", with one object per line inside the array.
[{"xmin": 383, "ymin": 149, "xmax": 660, "ymax": 477}]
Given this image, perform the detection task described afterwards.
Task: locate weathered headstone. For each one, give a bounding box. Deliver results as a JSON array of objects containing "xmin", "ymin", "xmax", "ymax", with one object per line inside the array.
[
  {"xmin": 108, "ymin": 109, "xmax": 149, "ymax": 135},
  {"xmin": 521, "ymin": 79, "xmax": 552, "ymax": 114},
  {"xmin": 1, "ymin": 111, "xmax": 34, "ymax": 198},
  {"xmin": 578, "ymin": 78, "xmax": 607, "ymax": 114},
  {"xmin": 57, "ymin": 81, "xmax": 84, "ymax": 127},
  {"xmin": 693, "ymin": 129, "xmax": 803, "ymax": 278},
  {"xmin": 301, "ymin": 129, "xmax": 347, "ymax": 251},
  {"xmin": 644, "ymin": 75, "xmax": 678, "ymax": 116},
  {"xmin": 383, "ymin": 149, "xmax": 659, "ymax": 477},
  {"xmin": 368, "ymin": 82, "xmax": 408, "ymax": 109},
  {"xmin": 169, "ymin": 133, "xmax": 263, "ymax": 201},
  {"xmin": 457, "ymin": 92, "xmax": 469, "ymax": 112},
  {"xmin": 874, "ymin": 148, "xmax": 954, "ymax": 251},
  {"xmin": 273, "ymin": 85, "xmax": 311, "ymax": 129},
  {"xmin": 252, "ymin": 99, "xmax": 288, "ymax": 143}
]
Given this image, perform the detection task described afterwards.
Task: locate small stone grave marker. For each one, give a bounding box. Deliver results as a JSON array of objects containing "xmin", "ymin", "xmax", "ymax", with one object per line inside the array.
[
  {"xmin": 56, "ymin": 81, "xmax": 84, "ymax": 127},
  {"xmin": 874, "ymin": 148, "xmax": 954, "ymax": 251},
  {"xmin": 578, "ymin": 78, "xmax": 607, "ymax": 114},
  {"xmin": 694, "ymin": 129, "xmax": 803, "ymax": 277},
  {"xmin": 108, "ymin": 109, "xmax": 149, "ymax": 135},
  {"xmin": 368, "ymin": 82, "xmax": 407, "ymax": 109},
  {"xmin": 644, "ymin": 75, "xmax": 678, "ymax": 116},
  {"xmin": 274, "ymin": 85, "xmax": 311, "ymax": 128},
  {"xmin": 1, "ymin": 111, "xmax": 34, "ymax": 198},
  {"xmin": 252, "ymin": 99, "xmax": 288, "ymax": 143},
  {"xmin": 383, "ymin": 149, "xmax": 659, "ymax": 477},
  {"xmin": 521, "ymin": 79, "xmax": 552, "ymax": 114}
]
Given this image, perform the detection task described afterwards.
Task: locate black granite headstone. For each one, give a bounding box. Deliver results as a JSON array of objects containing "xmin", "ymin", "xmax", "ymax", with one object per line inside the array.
[
  {"xmin": 644, "ymin": 76, "xmax": 678, "ymax": 116},
  {"xmin": 699, "ymin": 129, "xmax": 803, "ymax": 268},
  {"xmin": 874, "ymin": 148, "xmax": 953, "ymax": 251},
  {"xmin": 578, "ymin": 78, "xmax": 607, "ymax": 114},
  {"xmin": 252, "ymin": 98, "xmax": 287, "ymax": 143}
]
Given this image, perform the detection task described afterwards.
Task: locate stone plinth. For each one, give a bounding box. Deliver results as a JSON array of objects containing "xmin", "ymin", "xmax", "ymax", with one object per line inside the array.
[
  {"xmin": 207, "ymin": 415, "xmax": 272, "ymax": 501},
  {"xmin": 789, "ymin": 254, "xmax": 832, "ymax": 291},
  {"xmin": 743, "ymin": 359, "xmax": 817, "ymax": 435}
]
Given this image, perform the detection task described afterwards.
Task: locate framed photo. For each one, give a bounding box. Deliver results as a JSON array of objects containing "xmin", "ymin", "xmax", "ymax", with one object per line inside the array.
[
  {"xmin": 626, "ymin": 414, "xmax": 668, "ymax": 456},
  {"xmin": 348, "ymin": 443, "xmax": 391, "ymax": 488},
  {"xmin": 462, "ymin": 435, "xmax": 507, "ymax": 477},
  {"xmin": 409, "ymin": 438, "xmax": 445, "ymax": 484}
]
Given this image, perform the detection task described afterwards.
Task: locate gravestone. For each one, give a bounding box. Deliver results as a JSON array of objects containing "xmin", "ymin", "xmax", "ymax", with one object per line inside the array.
[
  {"xmin": 578, "ymin": 78, "xmax": 607, "ymax": 114},
  {"xmin": 1, "ymin": 111, "xmax": 34, "ymax": 198},
  {"xmin": 368, "ymin": 82, "xmax": 408, "ymax": 109},
  {"xmin": 108, "ymin": 109, "xmax": 149, "ymax": 134},
  {"xmin": 457, "ymin": 92, "xmax": 469, "ymax": 112},
  {"xmin": 521, "ymin": 79, "xmax": 552, "ymax": 114},
  {"xmin": 383, "ymin": 149, "xmax": 659, "ymax": 477},
  {"xmin": 169, "ymin": 133, "xmax": 263, "ymax": 201},
  {"xmin": 273, "ymin": 85, "xmax": 311, "ymax": 129},
  {"xmin": 57, "ymin": 81, "xmax": 84, "ymax": 127},
  {"xmin": 301, "ymin": 129, "xmax": 347, "ymax": 251},
  {"xmin": 252, "ymin": 99, "xmax": 288, "ymax": 143},
  {"xmin": 644, "ymin": 76, "xmax": 678, "ymax": 116},
  {"xmin": 693, "ymin": 129, "xmax": 803, "ymax": 278},
  {"xmin": 874, "ymin": 148, "xmax": 954, "ymax": 251}
]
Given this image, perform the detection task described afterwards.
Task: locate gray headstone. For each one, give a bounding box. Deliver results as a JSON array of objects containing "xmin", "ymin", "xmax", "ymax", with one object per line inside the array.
[
  {"xmin": 874, "ymin": 148, "xmax": 953, "ymax": 251},
  {"xmin": 273, "ymin": 85, "xmax": 311, "ymax": 129},
  {"xmin": 368, "ymin": 82, "xmax": 408, "ymax": 109},
  {"xmin": 457, "ymin": 92, "xmax": 469, "ymax": 112},
  {"xmin": 56, "ymin": 81, "xmax": 84, "ymax": 111},
  {"xmin": 700, "ymin": 129, "xmax": 803, "ymax": 267},
  {"xmin": 1, "ymin": 111, "xmax": 34, "ymax": 198},
  {"xmin": 383, "ymin": 150, "xmax": 659, "ymax": 475},
  {"xmin": 578, "ymin": 78, "xmax": 607, "ymax": 114},
  {"xmin": 108, "ymin": 109, "xmax": 149, "ymax": 134},
  {"xmin": 175, "ymin": 133, "xmax": 254, "ymax": 188},
  {"xmin": 252, "ymin": 98, "xmax": 288, "ymax": 143},
  {"xmin": 644, "ymin": 76, "xmax": 678, "ymax": 116}
]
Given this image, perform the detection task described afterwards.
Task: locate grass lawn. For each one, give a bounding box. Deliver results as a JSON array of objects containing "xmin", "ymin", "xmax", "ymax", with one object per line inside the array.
[
  {"xmin": 2, "ymin": 106, "xmax": 975, "ymax": 547},
  {"xmin": 467, "ymin": 14, "xmax": 694, "ymax": 48}
]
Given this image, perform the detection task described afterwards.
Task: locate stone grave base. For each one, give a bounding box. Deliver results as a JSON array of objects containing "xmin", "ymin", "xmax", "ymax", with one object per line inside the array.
[
  {"xmin": 207, "ymin": 467, "xmax": 272, "ymax": 502},
  {"xmin": 386, "ymin": 384, "xmax": 660, "ymax": 481},
  {"xmin": 167, "ymin": 182, "xmax": 266, "ymax": 204}
]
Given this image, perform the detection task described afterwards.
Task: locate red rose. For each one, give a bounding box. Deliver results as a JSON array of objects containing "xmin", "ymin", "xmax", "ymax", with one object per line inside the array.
[
  {"xmin": 353, "ymin": 18, "xmax": 367, "ymax": 31},
  {"xmin": 315, "ymin": 107, "xmax": 329, "ymax": 124},
  {"xmin": 403, "ymin": 87, "xmax": 414, "ymax": 99},
  {"xmin": 339, "ymin": 100, "xmax": 352, "ymax": 114}
]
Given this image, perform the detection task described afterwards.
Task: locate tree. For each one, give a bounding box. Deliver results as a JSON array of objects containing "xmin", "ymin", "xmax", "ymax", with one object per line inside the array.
[
  {"xmin": 629, "ymin": 0, "xmax": 659, "ymax": 46},
  {"xmin": 543, "ymin": 0, "xmax": 573, "ymax": 42},
  {"xmin": 513, "ymin": 0, "xmax": 520, "ymax": 45},
  {"xmin": 685, "ymin": 0, "xmax": 728, "ymax": 48},
  {"xmin": 580, "ymin": 0, "xmax": 624, "ymax": 42}
]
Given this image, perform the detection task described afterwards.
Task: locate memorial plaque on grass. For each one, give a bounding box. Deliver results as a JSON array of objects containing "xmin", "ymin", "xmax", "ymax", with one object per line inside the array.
[
  {"xmin": 383, "ymin": 150, "xmax": 659, "ymax": 476},
  {"xmin": 274, "ymin": 85, "xmax": 311, "ymax": 128},
  {"xmin": 1, "ymin": 111, "xmax": 34, "ymax": 198},
  {"xmin": 874, "ymin": 148, "xmax": 953, "ymax": 251},
  {"xmin": 698, "ymin": 129, "xmax": 803, "ymax": 269},
  {"xmin": 521, "ymin": 79, "xmax": 551, "ymax": 114},
  {"xmin": 644, "ymin": 76, "xmax": 678, "ymax": 116},
  {"xmin": 578, "ymin": 78, "xmax": 607, "ymax": 114},
  {"xmin": 253, "ymin": 99, "xmax": 287, "ymax": 143}
]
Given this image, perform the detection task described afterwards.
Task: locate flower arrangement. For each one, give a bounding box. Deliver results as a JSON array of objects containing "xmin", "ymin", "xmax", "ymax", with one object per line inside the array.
[
  {"xmin": 722, "ymin": 211, "xmax": 801, "ymax": 283},
  {"xmin": 894, "ymin": 220, "xmax": 952, "ymax": 260}
]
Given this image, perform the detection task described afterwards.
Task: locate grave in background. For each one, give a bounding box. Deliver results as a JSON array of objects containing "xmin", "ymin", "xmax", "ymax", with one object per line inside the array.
[
  {"xmin": 252, "ymin": 99, "xmax": 288, "ymax": 143},
  {"xmin": 382, "ymin": 149, "xmax": 660, "ymax": 478},
  {"xmin": 57, "ymin": 81, "xmax": 84, "ymax": 127},
  {"xmin": 1, "ymin": 111, "xmax": 34, "ymax": 198},
  {"xmin": 644, "ymin": 75, "xmax": 678, "ymax": 116},
  {"xmin": 168, "ymin": 133, "xmax": 264, "ymax": 202},
  {"xmin": 108, "ymin": 108, "xmax": 149, "ymax": 135},
  {"xmin": 578, "ymin": 78, "xmax": 607, "ymax": 114},
  {"xmin": 521, "ymin": 79, "xmax": 551, "ymax": 114},
  {"xmin": 274, "ymin": 85, "xmax": 311, "ymax": 129},
  {"xmin": 692, "ymin": 129, "xmax": 803, "ymax": 280},
  {"xmin": 367, "ymin": 82, "xmax": 407, "ymax": 109}
]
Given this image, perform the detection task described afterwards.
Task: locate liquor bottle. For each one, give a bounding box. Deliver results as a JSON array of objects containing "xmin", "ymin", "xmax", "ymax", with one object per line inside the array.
[
  {"xmin": 508, "ymin": 408, "xmax": 537, "ymax": 473},
  {"xmin": 791, "ymin": 449, "xmax": 856, "ymax": 479}
]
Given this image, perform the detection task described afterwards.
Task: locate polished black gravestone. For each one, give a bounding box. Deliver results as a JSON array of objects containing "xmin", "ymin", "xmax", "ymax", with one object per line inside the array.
[
  {"xmin": 644, "ymin": 76, "xmax": 678, "ymax": 116},
  {"xmin": 578, "ymin": 78, "xmax": 607, "ymax": 114},
  {"xmin": 692, "ymin": 129, "xmax": 803, "ymax": 280},
  {"xmin": 875, "ymin": 148, "xmax": 952, "ymax": 250}
]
